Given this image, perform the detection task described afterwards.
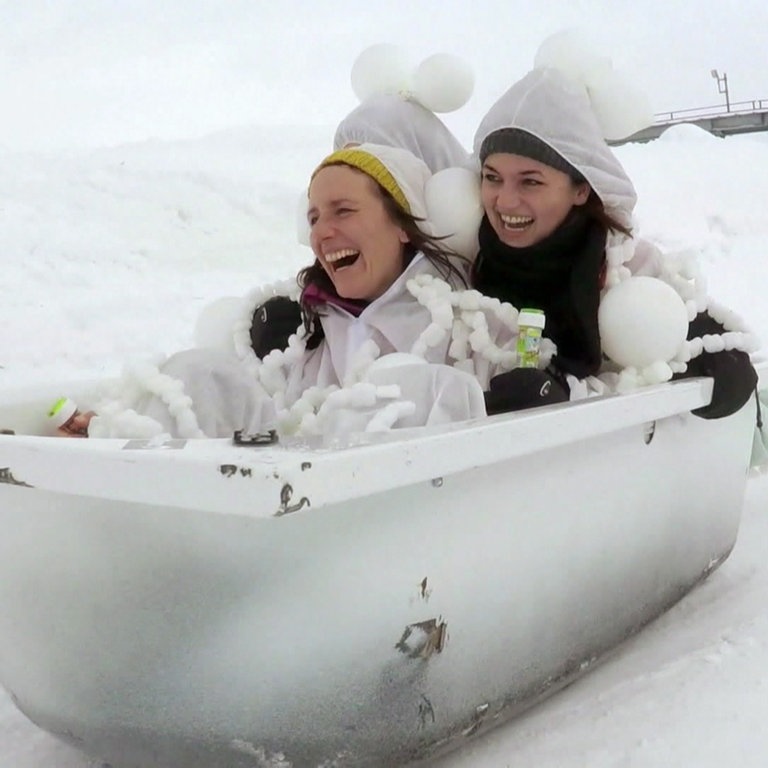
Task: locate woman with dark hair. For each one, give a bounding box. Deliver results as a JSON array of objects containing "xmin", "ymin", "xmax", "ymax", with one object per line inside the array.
[{"xmin": 472, "ymin": 66, "xmax": 758, "ymax": 418}]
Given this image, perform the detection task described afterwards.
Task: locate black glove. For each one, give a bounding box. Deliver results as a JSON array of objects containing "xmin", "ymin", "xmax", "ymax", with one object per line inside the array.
[
  {"xmin": 249, "ymin": 297, "xmax": 302, "ymax": 359},
  {"xmin": 684, "ymin": 350, "xmax": 757, "ymax": 419},
  {"xmin": 484, "ymin": 367, "xmax": 569, "ymax": 416},
  {"xmin": 675, "ymin": 312, "xmax": 757, "ymax": 420}
]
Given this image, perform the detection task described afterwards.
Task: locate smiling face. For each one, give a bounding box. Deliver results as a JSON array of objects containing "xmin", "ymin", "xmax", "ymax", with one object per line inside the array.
[
  {"xmin": 480, "ymin": 153, "xmax": 590, "ymax": 248},
  {"xmin": 308, "ymin": 164, "xmax": 409, "ymax": 301}
]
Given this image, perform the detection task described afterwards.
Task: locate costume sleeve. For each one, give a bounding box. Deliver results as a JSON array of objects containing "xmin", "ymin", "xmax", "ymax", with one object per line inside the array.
[
  {"xmin": 88, "ymin": 348, "xmax": 276, "ymax": 439},
  {"xmin": 676, "ymin": 311, "xmax": 758, "ymax": 419}
]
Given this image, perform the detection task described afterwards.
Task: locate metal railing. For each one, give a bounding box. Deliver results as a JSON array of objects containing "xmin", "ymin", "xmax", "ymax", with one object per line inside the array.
[{"xmin": 654, "ymin": 99, "xmax": 768, "ymax": 125}]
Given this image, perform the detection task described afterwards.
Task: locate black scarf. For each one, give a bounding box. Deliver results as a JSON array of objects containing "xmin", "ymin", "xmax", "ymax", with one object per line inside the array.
[{"xmin": 472, "ymin": 211, "xmax": 607, "ymax": 378}]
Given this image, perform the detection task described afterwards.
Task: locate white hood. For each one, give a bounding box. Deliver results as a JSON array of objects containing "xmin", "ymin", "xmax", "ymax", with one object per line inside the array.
[
  {"xmin": 334, "ymin": 94, "xmax": 471, "ymax": 173},
  {"xmin": 473, "ymin": 68, "xmax": 637, "ymax": 229}
]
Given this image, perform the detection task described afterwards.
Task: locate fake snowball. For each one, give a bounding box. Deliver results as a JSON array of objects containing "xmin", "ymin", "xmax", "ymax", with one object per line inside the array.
[
  {"xmin": 193, "ymin": 296, "xmax": 244, "ymax": 353},
  {"xmin": 598, "ymin": 277, "xmax": 689, "ymax": 369},
  {"xmin": 350, "ymin": 44, "xmax": 414, "ymax": 102},
  {"xmin": 412, "ymin": 53, "xmax": 474, "ymax": 112},
  {"xmin": 587, "ymin": 68, "xmax": 654, "ymax": 141},
  {"xmin": 425, "ymin": 167, "xmax": 483, "ymax": 260},
  {"xmin": 534, "ymin": 28, "xmax": 611, "ymax": 86},
  {"xmin": 533, "ymin": 28, "xmax": 654, "ymax": 141}
]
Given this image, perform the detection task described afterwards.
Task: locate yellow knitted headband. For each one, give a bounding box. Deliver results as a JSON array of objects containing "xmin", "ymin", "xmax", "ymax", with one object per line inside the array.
[{"xmin": 312, "ymin": 148, "xmax": 411, "ymax": 214}]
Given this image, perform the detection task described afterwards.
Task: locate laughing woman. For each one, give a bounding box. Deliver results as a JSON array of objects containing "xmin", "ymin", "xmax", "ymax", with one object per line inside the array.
[
  {"xmin": 471, "ymin": 65, "xmax": 758, "ymax": 418},
  {"xmin": 71, "ymin": 144, "xmax": 526, "ymax": 440}
]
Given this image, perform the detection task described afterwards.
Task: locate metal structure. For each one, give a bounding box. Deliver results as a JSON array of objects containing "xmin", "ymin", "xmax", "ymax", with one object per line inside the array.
[
  {"xmin": 711, "ymin": 69, "xmax": 731, "ymax": 112},
  {"xmin": 609, "ymin": 69, "xmax": 768, "ymax": 146}
]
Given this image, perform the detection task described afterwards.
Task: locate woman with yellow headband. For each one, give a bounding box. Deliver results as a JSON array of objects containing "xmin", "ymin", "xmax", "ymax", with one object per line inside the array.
[{"xmin": 63, "ymin": 143, "xmax": 531, "ymax": 440}]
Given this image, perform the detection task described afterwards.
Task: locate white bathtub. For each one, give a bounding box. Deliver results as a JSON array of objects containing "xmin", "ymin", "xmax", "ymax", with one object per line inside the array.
[{"xmin": 0, "ymin": 369, "xmax": 761, "ymax": 767}]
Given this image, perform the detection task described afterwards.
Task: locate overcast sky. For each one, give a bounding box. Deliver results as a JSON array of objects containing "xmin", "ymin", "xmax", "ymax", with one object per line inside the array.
[{"xmin": 1, "ymin": 0, "xmax": 766, "ymax": 151}]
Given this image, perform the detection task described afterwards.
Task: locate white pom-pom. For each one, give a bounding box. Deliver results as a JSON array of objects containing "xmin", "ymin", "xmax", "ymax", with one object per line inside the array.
[
  {"xmin": 193, "ymin": 297, "xmax": 244, "ymax": 353},
  {"xmin": 702, "ymin": 334, "xmax": 726, "ymax": 354},
  {"xmin": 587, "ymin": 68, "xmax": 654, "ymax": 141},
  {"xmin": 598, "ymin": 277, "xmax": 689, "ymax": 368},
  {"xmin": 425, "ymin": 167, "xmax": 483, "ymax": 260},
  {"xmin": 350, "ymin": 44, "xmax": 414, "ymax": 101},
  {"xmin": 458, "ymin": 291, "xmax": 482, "ymax": 311},
  {"xmin": 422, "ymin": 322, "xmax": 447, "ymax": 346},
  {"xmin": 534, "ymin": 28, "xmax": 610, "ymax": 85},
  {"xmin": 412, "ymin": 53, "xmax": 474, "ymax": 112},
  {"xmin": 534, "ymin": 28, "xmax": 654, "ymax": 140},
  {"xmin": 641, "ymin": 360, "xmax": 674, "ymax": 385}
]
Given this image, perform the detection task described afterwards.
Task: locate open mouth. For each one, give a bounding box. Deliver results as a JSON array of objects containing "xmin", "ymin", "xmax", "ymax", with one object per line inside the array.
[
  {"xmin": 324, "ymin": 248, "xmax": 360, "ymax": 271},
  {"xmin": 499, "ymin": 214, "xmax": 534, "ymax": 231}
]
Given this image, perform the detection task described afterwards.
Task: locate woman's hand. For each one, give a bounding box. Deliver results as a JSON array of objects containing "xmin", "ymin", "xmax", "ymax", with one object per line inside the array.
[{"xmin": 55, "ymin": 411, "xmax": 96, "ymax": 438}]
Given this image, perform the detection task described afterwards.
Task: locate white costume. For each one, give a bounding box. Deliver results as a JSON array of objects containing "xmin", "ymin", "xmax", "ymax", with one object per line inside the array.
[
  {"xmin": 334, "ymin": 94, "xmax": 471, "ymax": 172},
  {"xmin": 89, "ymin": 143, "xmax": 527, "ymax": 442},
  {"xmin": 473, "ymin": 65, "xmax": 758, "ymax": 393}
]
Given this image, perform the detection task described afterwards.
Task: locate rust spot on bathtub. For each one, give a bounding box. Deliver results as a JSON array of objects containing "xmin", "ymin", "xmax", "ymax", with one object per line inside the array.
[
  {"xmin": 301, "ymin": 462, "xmax": 312, "ymax": 471},
  {"xmin": 461, "ymin": 702, "xmax": 490, "ymax": 737},
  {"xmin": 418, "ymin": 695, "xmax": 436, "ymax": 729},
  {"xmin": 275, "ymin": 483, "xmax": 310, "ymax": 517},
  {"xmin": 644, "ymin": 421, "xmax": 656, "ymax": 445},
  {"xmin": 219, "ymin": 464, "xmax": 253, "ymax": 478},
  {"xmin": 395, "ymin": 617, "xmax": 447, "ymax": 659},
  {"xmin": 0, "ymin": 468, "xmax": 32, "ymax": 488}
]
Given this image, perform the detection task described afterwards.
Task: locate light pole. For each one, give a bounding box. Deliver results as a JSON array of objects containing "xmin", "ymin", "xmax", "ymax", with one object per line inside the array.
[{"xmin": 711, "ymin": 69, "xmax": 731, "ymax": 112}]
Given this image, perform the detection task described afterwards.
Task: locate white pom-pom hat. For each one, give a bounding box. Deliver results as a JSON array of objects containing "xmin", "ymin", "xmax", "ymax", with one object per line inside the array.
[
  {"xmin": 312, "ymin": 143, "xmax": 432, "ymax": 223},
  {"xmin": 334, "ymin": 93, "xmax": 471, "ymax": 173},
  {"xmin": 534, "ymin": 28, "xmax": 654, "ymax": 142},
  {"xmin": 307, "ymin": 143, "xmax": 482, "ymax": 260},
  {"xmin": 474, "ymin": 67, "xmax": 637, "ymax": 231}
]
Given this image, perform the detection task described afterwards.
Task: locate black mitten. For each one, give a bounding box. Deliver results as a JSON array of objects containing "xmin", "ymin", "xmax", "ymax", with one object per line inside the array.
[
  {"xmin": 685, "ymin": 350, "xmax": 757, "ymax": 419},
  {"xmin": 675, "ymin": 312, "xmax": 757, "ymax": 420},
  {"xmin": 249, "ymin": 297, "xmax": 302, "ymax": 359},
  {"xmin": 484, "ymin": 367, "xmax": 569, "ymax": 416}
]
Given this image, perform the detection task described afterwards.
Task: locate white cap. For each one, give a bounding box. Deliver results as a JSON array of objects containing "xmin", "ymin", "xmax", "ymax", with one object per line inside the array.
[
  {"xmin": 47, "ymin": 397, "xmax": 78, "ymax": 428},
  {"xmin": 518, "ymin": 309, "xmax": 546, "ymax": 330}
]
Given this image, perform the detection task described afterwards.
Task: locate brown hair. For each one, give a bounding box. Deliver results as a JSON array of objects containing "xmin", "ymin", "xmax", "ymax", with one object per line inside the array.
[
  {"xmin": 580, "ymin": 189, "xmax": 633, "ymax": 238},
  {"xmin": 297, "ymin": 164, "xmax": 468, "ymax": 343}
]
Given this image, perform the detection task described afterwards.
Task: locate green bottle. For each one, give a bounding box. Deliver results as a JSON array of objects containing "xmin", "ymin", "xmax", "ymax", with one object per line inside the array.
[{"xmin": 516, "ymin": 308, "xmax": 546, "ymax": 368}]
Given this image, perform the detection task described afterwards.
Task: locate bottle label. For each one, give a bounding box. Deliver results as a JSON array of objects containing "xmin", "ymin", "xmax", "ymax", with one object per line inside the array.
[{"xmin": 517, "ymin": 326, "xmax": 543, "ymax": 368}]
